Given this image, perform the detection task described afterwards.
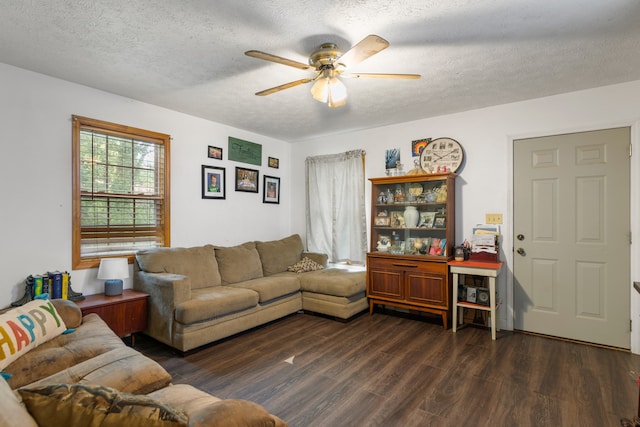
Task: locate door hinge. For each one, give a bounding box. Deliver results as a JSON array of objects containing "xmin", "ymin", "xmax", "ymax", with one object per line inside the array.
[
  {"xmin": 631, "ymin": 319, "xmax": 633, "ymax": 332},
  {"xmin": 630, "ymin": 143, "xmax": 633, "ymax": 157}
]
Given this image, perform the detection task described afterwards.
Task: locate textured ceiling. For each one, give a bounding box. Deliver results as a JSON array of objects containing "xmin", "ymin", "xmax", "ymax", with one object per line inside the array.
[{"xmin": 2, "ymin": 0, "xmax": 640, "ymax": 142}]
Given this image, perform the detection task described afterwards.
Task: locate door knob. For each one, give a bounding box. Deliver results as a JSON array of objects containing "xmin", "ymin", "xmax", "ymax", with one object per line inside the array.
[{"xmin": 516, "ymin": 248, "xmax": 526, "ymax": 255}]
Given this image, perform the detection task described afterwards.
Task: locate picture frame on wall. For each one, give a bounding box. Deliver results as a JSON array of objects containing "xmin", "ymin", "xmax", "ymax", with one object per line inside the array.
[
  {"xmin": 235, "ymin": 167, "xmax": 259, "ymax": 193},
  {"xmin": 208, "ymin": 146, "xmax": 223, "ymax": 160},
  {"xmin": 263, "ymin": 175, "xmax": 280, "ymax": 204},
  {"xmin": 268, "ymin": 157, "xmax": 279, "ymax": 168},
  {"xmin": 202, "ymin": 165, "xmax": 225, "ymax": 199}
]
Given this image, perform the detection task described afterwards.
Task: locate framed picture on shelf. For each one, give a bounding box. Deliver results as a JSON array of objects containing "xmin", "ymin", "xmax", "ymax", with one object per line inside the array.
[
  {"xmin": 375, "ymin": 216, "xmax": 391, "ymax": 226},
  {"xmin": 419, "ymin": 212, "xmax": 435, "ymax": 228},
  {"xmin": 433, "ymin": 213, "xmax": 446, "ymax": 228},
  {"xmin": 208, "ymin": 146, "xmax": 223, "ymax": 160},
  {"xmin": 390, "ymin": 211, "xmax": 405, "ymax": 228},
  {"xmin": 263, "ymin": 175, "xmax": 280, "ymax": 204},
  {"xmin": 235, "ymin": 167, "xmax": 259, "ymax": 193},
  {"xmin": 201, "ymin": 165, "xmax": 225, "ymax": 199}
]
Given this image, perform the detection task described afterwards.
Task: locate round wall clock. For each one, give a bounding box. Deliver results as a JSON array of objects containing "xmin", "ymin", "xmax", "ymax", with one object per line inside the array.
[{"xmin": 419, "ymin": 137, "xmax": 465, "ymax": 173}]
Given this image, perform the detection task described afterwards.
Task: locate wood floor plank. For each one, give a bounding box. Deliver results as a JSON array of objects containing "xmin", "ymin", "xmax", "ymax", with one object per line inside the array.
[{"xmin": 136, "ymin": 311, "xmax": 640, "ymax": 426}]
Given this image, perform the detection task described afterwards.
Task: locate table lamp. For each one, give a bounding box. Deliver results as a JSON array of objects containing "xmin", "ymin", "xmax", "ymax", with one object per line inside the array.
[{"xmin": 97, "ymin": 258, "xmax": 129, "ymax": 296}]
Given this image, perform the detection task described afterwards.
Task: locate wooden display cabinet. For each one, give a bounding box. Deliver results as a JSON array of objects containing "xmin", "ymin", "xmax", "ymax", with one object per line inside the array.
[{"xmin": 366, "ymin": 173, "xmax": 456, "ymax": 328}]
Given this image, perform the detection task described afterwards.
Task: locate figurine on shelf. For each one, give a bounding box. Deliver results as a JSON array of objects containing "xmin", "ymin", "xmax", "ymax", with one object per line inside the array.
[
  {"xmin": 385, "ymin": 188, "xmax": 393, "ymax": 204},
  {"xmin": 376, "ymin": 237, "xmax": 391, "ymax": 252},
  {"xmin": 393, "ymin": 184, "xmax": 405, "ymax": 203},
  {"xmin": 406, "ymin": 159, "xmax": 426, "ymax": 175},
  {"xmin": 377, "ymin": 192, "xmax": 386, "ymax": 204}
]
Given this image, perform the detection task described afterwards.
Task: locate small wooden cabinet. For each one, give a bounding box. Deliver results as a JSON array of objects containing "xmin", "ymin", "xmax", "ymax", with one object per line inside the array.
[
  {"xmin": 367, "ymin": 174, "xmax": 456, "ymax": 328},
  {"xmin": 75, "ymin": 289, "xmax": 149, "ymax": 343}
]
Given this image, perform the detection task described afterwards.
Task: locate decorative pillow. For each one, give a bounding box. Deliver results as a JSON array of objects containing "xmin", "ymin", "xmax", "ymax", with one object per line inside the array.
[
  {"xmin": 0, "ymin": 299, "xmax": 67, "ymax": 371},
  {"xmin": 18, "ymin": 383, "xmax": 188, "ymax": 427},
  {"xmin": 0, "ymin": 377, "xmax": 38, "ymax": 427},
  {"xmin": 287, "ymin": 257, "xmax": 325, "ymax": 273},
  {"xmin": 50, "ymin": 298, "xmax": 83, "ymax": 329},
  {"xmin": 214, "ymin": 241, "xmax": 264, "ymax": 285}
]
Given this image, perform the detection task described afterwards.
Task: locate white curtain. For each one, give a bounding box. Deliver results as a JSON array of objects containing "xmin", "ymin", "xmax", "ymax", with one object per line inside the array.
[{"xmin": 305, "ymin": 149, "xmax": 367, "ymax": 264}]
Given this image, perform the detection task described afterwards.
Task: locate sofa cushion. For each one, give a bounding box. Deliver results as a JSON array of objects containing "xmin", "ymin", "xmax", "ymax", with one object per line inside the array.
[
  {"xmin": 0, "ymin": 299, "xmax": 67, "ymax": 371},
  {"xmin": 0, "ymin": 377, "xmax": 37, "ymax": 427},
  {"xmin": 136, "ymin": 245, "xmax": 221, "ymax": 289},
  {"xmin": 148, "ymin": 384, "xmax": 288, "ymax": 427},
  {"xmin": 19, "ymin": 383, "xmax": 188, "ymax": 427},
  {"xmin": 229, "ymin": 275, "xmax": 301, "ymax": 303},
  {"xmin": 5, "ymin": 314, "xmax": 127, "ymax": 390},
  {"xmin": 24, "ymin": 346, "xmax": 173, "ymax": 395},
  {"xmin": 175, "ymin": 287, "xmax": 259, "ymax": 324},
  {"xmin": 215, "ymin": 242, "xmax": 263, "ymax": 285},
  {"xmin": 255, "ymin": 234, "xmax": 304, "ymax": 276},
  {"xmin": 287, "ymin": 256, "xmax": 325, "ymax": 273},
  {"xmin": 299, "ymin": 269, "xmax": 366, "ymax": 297}
]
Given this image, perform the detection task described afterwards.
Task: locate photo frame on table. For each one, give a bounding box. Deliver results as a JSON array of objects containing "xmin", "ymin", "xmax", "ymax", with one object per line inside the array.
[
  {"xmin": 208, "ymin": 146, "xmax": 223, "ymax": 160},
  {"xmin": 263, "ymin": 175, "xmax": 280, "ymax": 204},
  {"xmin": 235, "ymin": 167, "xmax": 259, "ymax": 193},
  {"xmin": 202, "ymin": 165, "xmax": 225, "ymax": 199}
]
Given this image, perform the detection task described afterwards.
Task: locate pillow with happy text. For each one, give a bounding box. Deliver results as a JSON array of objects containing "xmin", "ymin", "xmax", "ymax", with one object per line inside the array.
[{"xmin": 0, "ymin": 298, "xmax": 67, "ymax": 371}]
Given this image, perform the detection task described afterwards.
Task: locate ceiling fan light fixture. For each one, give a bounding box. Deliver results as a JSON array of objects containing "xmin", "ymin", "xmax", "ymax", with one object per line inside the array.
[
  {"xmin": 310, "ymin": 69, "xmax": 347, "ymax": 107},
  {"xmin": 327, "ymin": 77, "xmax": 347, "ymax": 108}
]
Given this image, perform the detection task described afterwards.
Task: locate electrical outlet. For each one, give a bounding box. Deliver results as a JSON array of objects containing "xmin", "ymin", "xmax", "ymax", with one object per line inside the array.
[{"xmin": 486, "ymin": 213, "xmax": 503, "ymax": 224}]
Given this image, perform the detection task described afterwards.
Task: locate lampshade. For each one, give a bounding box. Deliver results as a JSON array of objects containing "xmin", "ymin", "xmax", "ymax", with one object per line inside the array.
[
  {"xmin": 97, "ymin": 258, "xmax": 129, "ymax": 296},
  {"xmin": 310, "ymin": 69, "xmax": 347, "ymax": 108}
]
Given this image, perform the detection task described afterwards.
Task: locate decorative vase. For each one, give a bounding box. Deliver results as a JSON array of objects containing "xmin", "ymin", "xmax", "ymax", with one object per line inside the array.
[{"xmin": 403, "ymin": 206, "xmax": 419, "ymax": 228}]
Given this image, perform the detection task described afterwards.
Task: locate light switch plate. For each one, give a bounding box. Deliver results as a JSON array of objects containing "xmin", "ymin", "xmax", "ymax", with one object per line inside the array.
[{"xmin": 486, "ymin": 213, "xmax": 503, "ymax": 224}]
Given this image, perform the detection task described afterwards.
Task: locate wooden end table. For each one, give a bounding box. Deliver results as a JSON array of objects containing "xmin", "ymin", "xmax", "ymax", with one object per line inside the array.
[
  {"xmin": 75, "ymin": 289, "xmax": 149, "ymax": 345},
  {"xmin": 449, "ymin": 260, "xmax": 503, "ymax": 340}
]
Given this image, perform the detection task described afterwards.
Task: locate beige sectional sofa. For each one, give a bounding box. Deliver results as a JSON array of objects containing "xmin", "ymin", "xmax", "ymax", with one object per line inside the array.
[
  {"xmin": 134, "ymin": 234, "xmax": 367, "ymax": 352},
  {"xmin": 2, "ymin": 299, "xmax": 287, "ymax": 426}
]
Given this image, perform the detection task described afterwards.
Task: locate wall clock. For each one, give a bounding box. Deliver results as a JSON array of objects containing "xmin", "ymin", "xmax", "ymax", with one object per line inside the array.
[{"xmin": 419, "ymin": 137, "xmax": 465, "ymax": 173}]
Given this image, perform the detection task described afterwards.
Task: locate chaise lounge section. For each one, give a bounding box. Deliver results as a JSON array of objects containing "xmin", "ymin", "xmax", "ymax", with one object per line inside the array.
[{"xmin": 134, "ymin": 234, "xmax": 367, "ymax": 352}]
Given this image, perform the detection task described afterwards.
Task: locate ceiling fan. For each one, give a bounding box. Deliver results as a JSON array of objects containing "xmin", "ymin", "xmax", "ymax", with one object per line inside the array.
[{"xmin": 245, "ymin": 35, "xmax": 420, "ymax": 108}]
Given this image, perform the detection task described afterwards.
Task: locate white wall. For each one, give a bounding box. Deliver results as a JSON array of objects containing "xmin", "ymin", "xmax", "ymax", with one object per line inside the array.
[
  {"xmin": 291, "ymin": 80, "xmax": 640, "ymax": 352},
  {"xmin": 0, "ymin": 63, "xmax": 292, "ymax": 307},
  {"xmin": 3, "ymin": 61, "xmax": 639, "ymax": 351}
]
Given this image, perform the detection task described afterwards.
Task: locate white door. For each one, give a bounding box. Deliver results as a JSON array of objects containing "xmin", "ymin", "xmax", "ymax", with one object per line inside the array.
[{"xmin": 513, "ymin": 127, "xmax": 630, "ymax": 348}]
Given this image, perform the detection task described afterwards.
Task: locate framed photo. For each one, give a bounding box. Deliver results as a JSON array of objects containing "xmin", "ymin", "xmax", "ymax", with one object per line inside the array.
[
  {"xmin": 419, "ymin": 211, "xmax": 435, "ymax": 228},
  {"xmin": 201, "ymin": 165, "xmax": 225, "ymax": 199},
  {"xmin": 208, "ymin": 146, "xmax": 223, "ymax": 160},
  {"xmin": 263, "ymin": 175, "xmax": 280, "ymax": 204},
  {"xmin": 235, "ymin": 167, "xmax": 259, "ymax": 193},
  {"xmin": 375, "ymin": 216, "xmax": 390, "ymax": 226},
  {"xmin": 433, "ymin": 213, "xmax": 446, "ymax": 228},
  {"xmin": 268, "ymin": 157, "xmax": 279, "ymax": 168}
]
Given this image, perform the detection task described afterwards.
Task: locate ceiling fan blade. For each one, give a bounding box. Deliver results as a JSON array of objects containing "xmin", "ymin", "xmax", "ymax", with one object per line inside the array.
[
  {"xmin": 255, "ymin": 78, "xmax": 315, "ymax": 96},
  {"xmin": 245, "ymin": 50, "xmax": 313, "ymax": 71},
  {"xmin": 343, "ymin": 73, "xmax": 421, "ymax": 79},
  {"xmin": 336, "ymin": 35, "xmax": 389, "ymax": 69}
]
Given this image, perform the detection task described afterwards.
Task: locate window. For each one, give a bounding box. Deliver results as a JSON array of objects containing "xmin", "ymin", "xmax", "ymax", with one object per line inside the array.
[{"xmin": 72, "ymin": 116, "xmax": 170, "ymax": 269}]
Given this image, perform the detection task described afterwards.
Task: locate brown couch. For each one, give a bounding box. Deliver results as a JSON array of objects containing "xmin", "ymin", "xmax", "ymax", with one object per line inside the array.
[
  {"xmin": 1, "ymin": 299, "xmax": 287, "ymax": 427},
  {"xmin": 134, "ymin": 234, "xmax": 367, "ymax": 352}
]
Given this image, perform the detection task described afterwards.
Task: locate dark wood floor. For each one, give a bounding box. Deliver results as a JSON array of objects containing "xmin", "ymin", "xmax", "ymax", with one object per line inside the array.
[{"xmin": 135, "ymin": 310, "xmax": 640, "ymax": 427}]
